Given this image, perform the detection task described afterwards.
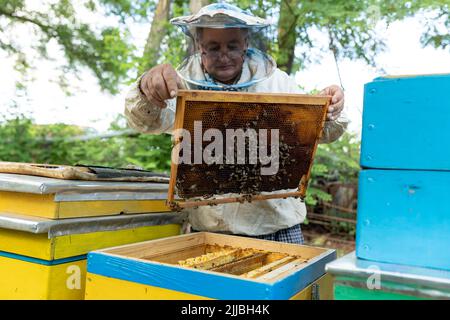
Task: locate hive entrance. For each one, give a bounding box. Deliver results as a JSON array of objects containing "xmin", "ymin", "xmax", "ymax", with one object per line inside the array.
[{"xmin": 167, "ymin": 90, "xmax": 330, "ymax": 209}]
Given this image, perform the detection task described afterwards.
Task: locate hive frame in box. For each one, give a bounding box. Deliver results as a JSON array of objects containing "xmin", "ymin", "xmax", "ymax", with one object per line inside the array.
[
  {"xmin": 167, "ymin": 90, "xmax": 331, "ymax": 209},
  {"xmin": 86, "ymin": 232, "xmax": 336, "ymax": 300}
]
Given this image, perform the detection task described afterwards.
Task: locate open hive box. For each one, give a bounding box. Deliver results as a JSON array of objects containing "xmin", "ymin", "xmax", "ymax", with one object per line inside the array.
[
  {"xmin": 85, "ymin": 232, "xmax": 336, "ymax": 300},
  {"xmin": 168, "ymin": 90, "xmax": 331, "ymax": 209}
]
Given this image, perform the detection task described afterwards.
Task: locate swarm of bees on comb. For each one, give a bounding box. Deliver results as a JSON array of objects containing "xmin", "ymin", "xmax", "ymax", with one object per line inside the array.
[{"xmin": 177, "ymin": 244, "xmax": 306, "ymax": 279}]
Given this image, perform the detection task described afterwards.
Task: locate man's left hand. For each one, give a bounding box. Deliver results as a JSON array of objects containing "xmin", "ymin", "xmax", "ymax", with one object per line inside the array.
[{"xmin": 320, "ymin": 85, "xmax": 344, "ymax": 121}]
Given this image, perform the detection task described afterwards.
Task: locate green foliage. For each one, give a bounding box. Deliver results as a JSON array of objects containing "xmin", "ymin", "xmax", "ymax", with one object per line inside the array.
[
  {"xmin": 304, "ymin": 132, "xmax": 360, "ymax": 207},
  {"xmin": 229, "ymin": 0, "xmax": 449, "ymax": 74},
  {"xmin": 0, "ymin": 113, "xmax": 172, "ymax": 173},
  {"xmin": 420, "ymin": 3, "xmax": 449, "ymax": 50},
  {"xmin": 0, "ymin": 0, "xmax": 136, "ymax": 94}
]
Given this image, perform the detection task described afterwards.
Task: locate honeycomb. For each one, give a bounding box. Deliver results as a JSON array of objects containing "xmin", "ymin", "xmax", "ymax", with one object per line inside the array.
[
  {"xmin": 175, "ymin": 100, "xmax": 326, "ymax": 198},
  {"xmin": 176, "ymin": 244, "xmax": 303, "ymax": 278}
]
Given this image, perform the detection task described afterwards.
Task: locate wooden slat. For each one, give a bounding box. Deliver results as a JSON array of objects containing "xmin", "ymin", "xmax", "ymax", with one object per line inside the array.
[
  {"xmin": 256, "ymin": 258, "xmax": 307, "ymax": 282},
  {"xmin": 144, "ymin": 244, "xmax": 206, "ymax": 264},
  {"xmin": 178, "ymin": 90, "xmax": 331, "ymax": 105},
  {"xmin": 203, "ymin": 232, "xmax": 325, "ymax": 260},
  {"xmin": 167, "ymin": 95, "xmax": 186, "ymax": 206},
  {"xmin": 101, "ymin": 233, "xmax": 205, "ymax": 259},
  {"xmin": 241, "ymin": 256, "xmax": 296, "ymax": 278},
  {"xmin": 176, "ymin": 191, "xmax": 304, "ymax": 209},
  {"xmin": 210, "ymin": 252, "xmax": 268, "ymax": 274}
]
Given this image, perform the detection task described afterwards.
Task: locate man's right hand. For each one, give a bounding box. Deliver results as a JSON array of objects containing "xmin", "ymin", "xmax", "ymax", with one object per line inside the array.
[{"xmin": 139, "ymin": 64, "xmax": 182, "ymax": 109}]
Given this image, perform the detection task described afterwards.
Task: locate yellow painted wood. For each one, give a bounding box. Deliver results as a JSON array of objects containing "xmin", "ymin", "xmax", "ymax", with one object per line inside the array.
[
  {"xmin": 0, "ymin": 255, "xmax": 86, "ymax": 300},
  {"xmin": 0, "ymin": 229, "xmax": 52, "ymax": 259},
  {"xmin": 289, "ymin": 274, "xmax": 334, "ymax": 300},
  {"xmin": 0, "ymin": 191, "xmax": 57, "ymax": 219},
  {"xmin": 53, "ymin": 224, "xmax": 181, "ymax": 259},
  {"xmin": 0, "ymin": 224, "xmax": 181, "ymax": 260},
  {"xmin": 47, "ymin": 259, "xmax": 87, "ymax": 300},
  {"xmin": 85, "ymin": 273, "xmax": 210, "ymax": 300},
  {"xmin": 0, "ymin": 191, "xmax": 171, "ymax": 219},
  {"xmin": 58, "ymin": 199, "xmax": 171, "ymax": 218},
  {"xmin": 85, "ymin": 273, "xmax": 333, "ymax": 300}
]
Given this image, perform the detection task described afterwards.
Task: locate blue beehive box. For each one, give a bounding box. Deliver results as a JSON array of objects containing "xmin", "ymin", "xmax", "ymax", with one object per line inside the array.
[
  {"xmin": 356, "ymin": 169, "xmax": 450, "ymax": 271},
  {"xmin": 360, "ymin": 74, "xmax": 450, "ymax": 170}
]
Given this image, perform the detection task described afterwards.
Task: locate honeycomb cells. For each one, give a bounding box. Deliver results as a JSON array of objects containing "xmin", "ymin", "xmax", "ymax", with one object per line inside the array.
[{"xmin": 175, "ymin": 101, "xmax": 325, "ymax": 198}]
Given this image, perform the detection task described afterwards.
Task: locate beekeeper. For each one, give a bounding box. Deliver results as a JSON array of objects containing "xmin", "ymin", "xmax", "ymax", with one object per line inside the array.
[{"xmin": 124, "ymin": 3, "xmax": 348, "ymax": 244}]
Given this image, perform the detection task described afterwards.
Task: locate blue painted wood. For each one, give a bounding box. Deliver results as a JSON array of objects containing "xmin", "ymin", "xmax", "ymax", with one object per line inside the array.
[
  {"xmin": 87, "ymin": 252, "xmax": 272, "ymax": 299},
  {"xmin": 356, "ymin": 169, "xmax": 450, "ymax": 271},
  {"xmin": 0, "ymin": 251, "xmax": 86, "ymax": 265},
  {"xmin": 87, "ymin": 250, "xmax": 333, "ymax": 299},
  {"xmin": 360, "ymin": 74, "xmax": 450, "ymax": 170}
]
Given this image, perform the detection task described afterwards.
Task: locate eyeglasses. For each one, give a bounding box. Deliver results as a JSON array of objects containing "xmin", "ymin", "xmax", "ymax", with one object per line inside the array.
[{"xmin": 200, "ymin": 45, "xmax": 246, "ymax": 60}]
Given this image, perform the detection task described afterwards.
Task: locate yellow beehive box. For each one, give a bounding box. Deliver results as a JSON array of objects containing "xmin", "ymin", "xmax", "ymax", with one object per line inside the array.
[
  {"xmin": 0, "ymin": 212, "xmax": 182, "ymax": 300},
  {"xmin": 0, "ymin": 173, "xmax": 171, "ymax": 219},
  {"xmin": 85, "ymin": 232, "xmax": 336, "ymax": 300}
]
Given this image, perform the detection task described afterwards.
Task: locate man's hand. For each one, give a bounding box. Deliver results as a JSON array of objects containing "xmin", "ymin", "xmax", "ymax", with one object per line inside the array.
[
  {"xmin": 139, "ymin": 64, "xmax": 182, "ymax": 109},
  {"xmin": 320, "ymin": 85, "xmax": 344, "ymax": 121}
]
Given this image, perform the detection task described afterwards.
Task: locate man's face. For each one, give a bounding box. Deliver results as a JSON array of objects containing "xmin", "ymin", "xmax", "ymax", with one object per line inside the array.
[{"xmin": 197, "ymin": 28, "xmax": 248, "ymax": 84}]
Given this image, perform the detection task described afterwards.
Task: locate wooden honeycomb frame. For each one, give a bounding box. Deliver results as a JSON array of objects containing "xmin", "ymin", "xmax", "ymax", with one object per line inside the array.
[{"xmin": 167, "ymin": 90, "xmax": 331, "ymax": 210}]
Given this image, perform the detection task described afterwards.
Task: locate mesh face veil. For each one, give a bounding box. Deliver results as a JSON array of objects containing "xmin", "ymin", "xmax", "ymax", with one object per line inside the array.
[{"xmin": 170, "ymin": 3, "xmax": 277, "ymax": 91}]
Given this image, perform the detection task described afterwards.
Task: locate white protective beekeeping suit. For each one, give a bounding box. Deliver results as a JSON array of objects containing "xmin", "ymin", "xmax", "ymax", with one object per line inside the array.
[{"xmin": 124, "ymin": 3, "xmax": 349, "ymax": 236}]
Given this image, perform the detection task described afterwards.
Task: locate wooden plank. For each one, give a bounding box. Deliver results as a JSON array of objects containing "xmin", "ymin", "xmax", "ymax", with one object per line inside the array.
[
  {"xmin": 203, "ymin": 232, "xmax": 326, "ymax": 260},
  {"xmin": 178, "ymin": 90, "xmax": 331, "ymax": 105},
  {"xmin": 176, "ymin": 191, "xmax": 304, "ymax": 208},
  {"xmin": 0, "ymin": 255, "xmax": 86, "ymax": 300},
  {"xmin": 210, "ymin": 253, "xmax": 268, "ymax": 275},
  {"xmin": 57, "ymin": 199, "xmax": 171, "ymax": 218},
  {"xmin": 85, "ymin": 271, "xmax": 333, "ymax": 300},
  {"xmin": 145, "ymin": 244, "xmax": 206, "ymax": 264},
  {"xmin": 53, "ymin": 224, "xmax": 181, "ymax": 260},
  {"xmin": 85, "ymin": 272, "xmax": 208, "ymax": 300},
  {"xmin": 0, "ymin": 162, "xmax": 90, "ymax": 180},
  {"xmin": 0, "ymin": 191, "xmax": 171, "ymax": 219},
  {"xmin": 257, "ymin": 258, "xmax": 307, "ymax": 282},
  {"xmin": 167, "ymin": 95, "xmax": 186, "ymax": 206},
  {"xmin": 0, "ymin": 191, "xmax": 57, "ymax": 219},
  {"xmin": 102, "ymin": 232, "xmax": 206, "ymax": 258},
  {"xmin": 299, "ymin": 97, "xmax": 330, "ymax": 193},
  {"xmin": 242, "ymin": 256, "xmax": 296, "ymax": 278},
  {"xmin": 0, "ymin": 224, "xmax": 180, "ymax": 260},
  {"xmin": 0, "ymin": 161, "xmax": 169, "ymax": 182}
]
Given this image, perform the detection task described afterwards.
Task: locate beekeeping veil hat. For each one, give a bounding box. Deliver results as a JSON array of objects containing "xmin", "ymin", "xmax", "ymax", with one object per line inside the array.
[{"xmin": 170, "ymin": 3, "xmax": 276, "ymax": 91}]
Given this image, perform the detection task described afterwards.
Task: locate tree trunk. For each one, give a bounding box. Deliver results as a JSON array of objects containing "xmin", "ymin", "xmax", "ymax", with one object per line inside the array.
[
  {"xmin": 189, "ymin": 0, "xmax": 210, "ymax": 14},
  {"xmin": 187, "ymin": 0, "xmax": 210, "ymax": 55},
  {"xmin": 139, "ymin": 0, "xmax": 171, "ymax": 74},
  {"xmin": 277, "ymin": 0, "xmax": 299, "ymax": 74}
]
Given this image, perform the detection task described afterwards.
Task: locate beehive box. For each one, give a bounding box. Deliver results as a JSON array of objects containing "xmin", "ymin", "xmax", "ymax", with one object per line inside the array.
[
  {"xmin": 326, "ymin": 252, "xmax": 450, "ymax": 300},
  {"xmin": 0, "ymin": 212, "xmax": 182, "ymax": 299},
  {"xmin": 356, "ymin": 169, "xmax": 450, "ymax": 271},
  {"xmin": 85, "ymin": 232, "xmax": 336, "ymax": 300},
  {"xmin": 360, "ymin": 74, "xmax": 450, "ymax": 170},
  {"xmin": 168, "ymin": 90, "xmax": 330, "ymax": 209},
  {"xmin": 0, "ymin": 173, "xmax": 170, "ymax": 219}
]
